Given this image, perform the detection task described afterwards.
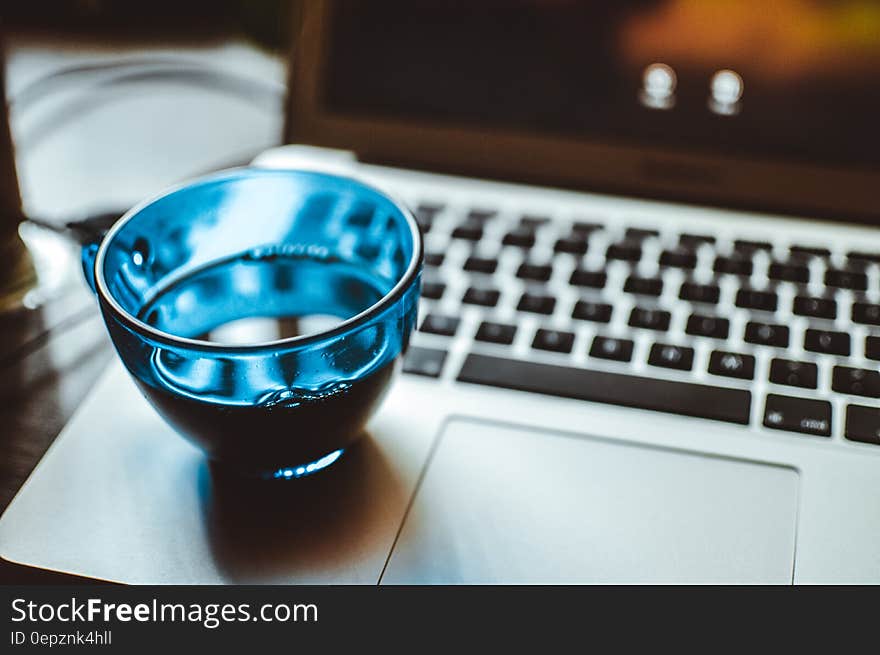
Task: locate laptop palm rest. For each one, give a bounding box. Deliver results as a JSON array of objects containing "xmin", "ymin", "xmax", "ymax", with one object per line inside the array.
[{"xmin": 381, "ymin": 418, "xmax": 799, "ymax": 584}]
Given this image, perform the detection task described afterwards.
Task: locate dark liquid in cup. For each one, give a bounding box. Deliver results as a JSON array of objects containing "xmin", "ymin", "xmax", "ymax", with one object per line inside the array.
[
  {"xmin": 132, "ymin": 362, "xmax": 395, "ymax": 477},
  {"xmin": 134, "ymin": 249, "xmax": 398, "ymax": 477}
]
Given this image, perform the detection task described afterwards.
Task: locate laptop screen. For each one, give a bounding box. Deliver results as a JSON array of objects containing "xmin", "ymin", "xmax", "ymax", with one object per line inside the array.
[{"xmin": 322, "ymin": 1, "xmax": 880, "ymax": 172}]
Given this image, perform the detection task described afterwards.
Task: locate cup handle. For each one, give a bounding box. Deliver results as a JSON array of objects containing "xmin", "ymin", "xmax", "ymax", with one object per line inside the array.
[
  {"xmin": 81, "ymin": 241, "xmax": 100, "ymax": 295},
  {"xmin": 71, "ymin": 210, "xmax": 121, "ymax": 295}
]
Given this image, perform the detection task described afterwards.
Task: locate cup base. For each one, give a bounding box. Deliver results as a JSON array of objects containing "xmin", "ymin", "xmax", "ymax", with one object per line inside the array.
[{"xmin": 262, "ymin": 448, "xmax": 346, "ymax": 481}]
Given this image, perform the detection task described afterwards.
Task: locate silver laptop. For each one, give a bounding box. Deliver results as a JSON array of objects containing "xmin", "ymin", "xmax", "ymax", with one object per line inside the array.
[{"xmin": 2, "ymin": 1, "xmax": 880, "ymax": 583}]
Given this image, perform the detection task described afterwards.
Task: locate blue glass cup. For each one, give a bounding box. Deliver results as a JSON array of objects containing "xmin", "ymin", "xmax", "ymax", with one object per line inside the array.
[{"xmin": 83, "ymin": 168, "xmax": 422, "ymax": 479}]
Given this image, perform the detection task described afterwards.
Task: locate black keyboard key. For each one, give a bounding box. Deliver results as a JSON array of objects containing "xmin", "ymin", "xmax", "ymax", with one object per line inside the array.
[
  {"xmin": 419, "ymin": 314, "xmax": 460, "ymax": 337},
  {"xmin": 736, "ymin": 288, "xmax": 778, "ymax": 311},
  {"xmin": 458, "ymin": 354, "xmax": 751, "ymax": 424},
  {"xmin": 424, "ymin": 252, "xmax": 445, "ymax": 267},
  {"xmin": 793, "ymin": 296, "xmax": 836, "ymax": 319},
  {"xmin": 768, "ymin": 262, "xmax": 809, "ymax": 284},
  {"xmin": 714, "ymin": 256, "xmax": 753, "ymax": 276},
  {"xmin": 451, "ymin": 223, "xmax": 483, "ymax": 241},
  {"xmin": 744, "ymin": 321, "xmax": 789, "ymax": 347},
  {"xmin": 553, "ymin": 236, "xmax": 588, "ymax": 255},
  {"xmin": 415, "ymin": 202, "xmax": 444, "ymax": 216},
  {"xmin": 845, "ymin": 405, "xmax": 880, "ymax": 445},
  {"xmin": 679, "ymin": 282, "xmax": 720, "ymax": 304},
  {"xmin": 590, "ymin": 336, "xmax": 634, "ymax": 362},
  {"xmin": 569, "ymin": 268, "xmax": 607, "ymax": 289},
  {"xmin": 825, "ymin": 268, "xmax": 867, "ymax": 291},
  {"xmin": 624, "ymin": 276, "xmax": 663, "ymax": 297},
  {"xmin": 734, "ymin": 289, "xmax": 774, "ymax": 315},
  {"xmin": 832, "ymin": 366, "xmax": 880, "ymax": 398},
  {"xmin": 475, "ymin": 321, "xmax": 517, "ymax": 345},
  {"xmin": 804, "ymin": 328, "xmax": 850, "ymax": 356},
  {"xmin": 629, "ymin": 307, "xmax": 671, "ymax": 331},
  {"xmin": 606, "ymin": 242, "xmax": 642, "ymax": 262},
  {"xmin": 571, "ymin": 221, "xmax": 603, "ymax": 234},
  {"xmin": 763, "ymin": 394, "xmax": 831, "ymax": 437},
  {"xmin": 648, "ymin": 343, "xmax": 694, "ymax": 371},
  {"xmin": 572, "ymin": 300, "xmax": 613, "ymax": 323},
  {"xmin": 789, "ymin": 245, "xmax": 830, "ymax": 259},
  {"xmin": 516, "ymin": 263, "xmax": 553, "ymax": 282},
  {"xmin": 402, "ymin": 346, "xmax": 447, "ymax": 378},
  {"xmin": 413, "ymin": 203, "xmax": 442, "ymax": 232},
  {"xmin": 520, "ymin": 215, "xmax": 550, "ymax": 229},
  {"xmin": 462, "ymin": 286, "xmax": 500, "ymax": 307},
  {"xmin": 421, "ymin": 281, "xmax": 446, "ymax": 300},
  {"xmin": 467, "ymin": 209, "xmax": 497, "ymax": 223},
  {"xmin": 625, "ymin": 227, "xmax": 659, "ymax": 241},
  {"xmin": 517, "ymin": 293, "xmax": 556, "ymax": 315},
  {"xmin": 769, "ymin": 358, "xmax": 818, "ymax": 389},
  {"xmin": 852, "ymin": 302, "xmax": 880, "ymax": 326},
  {"xmin": 847, "ymin": 251, "xmax": 880, "ymax": 264},
  {"xmin": 686, "ymin": 314, "xmax": 729, "ymax": 339},
  {"xmin": 415, "ymin": 202, "xmax": 443, "ymax": 216},
  {"xmin": 866, "ymin": 336, "xmax": 880, "ymax": 361},
  {"xmin": 847, "ymin": 258, "xmax": 875, "ymax": 272},
  {"xmin": 532, "ymin": 328, "xmax": 575, "ymax": 354},
  {"xmin": 502, "ymin": 229, "xmax": 536, "ymax": 249},
  {"xmin": 734, "ymin": 239, "xmax": 773, "ymax": 254},
  {"xmin": 415, "ymin": 216, "xmax": 433, "ymax": 233},
  {"xmin": 659, "ymin": 249, "xmax": 697, "ymax": 270},
  {"xmin": 463, "ymin": 256, "xmax": 498, "ymax": 274},
  {"xmin": 708, "ymin": 351, "xmax": 755, "ymax": 380},
  {"xmin": 679, "ymin": 233, "xmax": 716, "ymax": 249}
]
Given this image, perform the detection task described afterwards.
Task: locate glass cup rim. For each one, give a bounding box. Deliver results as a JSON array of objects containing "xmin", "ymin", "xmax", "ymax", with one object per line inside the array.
[{"xmin": 93, "ymin": 166, "xmax": 423, "ymax": 354}]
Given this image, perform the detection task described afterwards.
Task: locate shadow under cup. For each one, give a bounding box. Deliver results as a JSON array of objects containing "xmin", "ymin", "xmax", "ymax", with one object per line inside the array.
[{"xmin": 91, "ymin": 168, "xmax": 422, "ymax": 478}]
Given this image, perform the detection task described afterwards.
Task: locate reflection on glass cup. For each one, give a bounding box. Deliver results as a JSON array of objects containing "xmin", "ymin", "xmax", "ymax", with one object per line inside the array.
[{"xmin": 83, "ymin": 168, "xmax": 422, "ymax": 478}]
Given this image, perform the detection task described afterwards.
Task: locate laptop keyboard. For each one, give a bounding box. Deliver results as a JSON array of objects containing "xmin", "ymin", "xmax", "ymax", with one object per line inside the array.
[{"xmin": 404, "ymin": 198, "xmax": 880, "ymax": 447}]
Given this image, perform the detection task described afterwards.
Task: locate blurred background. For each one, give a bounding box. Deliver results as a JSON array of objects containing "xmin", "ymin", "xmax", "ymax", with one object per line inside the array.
[{"xmin": 3, "ymin": 1, "xmax": 290, "ymax": 233}]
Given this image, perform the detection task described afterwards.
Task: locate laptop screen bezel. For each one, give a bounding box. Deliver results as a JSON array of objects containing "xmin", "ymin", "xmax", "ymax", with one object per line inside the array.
[{"xmin": 285, "ymin": 0, "xmax": 880, "ymax": 224}]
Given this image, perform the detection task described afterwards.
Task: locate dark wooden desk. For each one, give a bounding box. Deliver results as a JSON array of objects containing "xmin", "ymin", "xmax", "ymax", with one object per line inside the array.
[{"xmin": 0, "ymin": 281, "xmax": 114, "ymax": 582}]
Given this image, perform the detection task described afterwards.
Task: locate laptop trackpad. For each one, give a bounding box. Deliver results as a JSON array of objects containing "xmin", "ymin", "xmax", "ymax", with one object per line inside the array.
[{"xmin": 381, "ymin": 419, "xmax": 799, "ymax": 583}]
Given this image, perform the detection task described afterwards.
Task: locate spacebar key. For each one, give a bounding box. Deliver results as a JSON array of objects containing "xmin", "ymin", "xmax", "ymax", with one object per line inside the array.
[{"xmin": 457, "ymin": 354, "xmax": 751, "ymax": 424}]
